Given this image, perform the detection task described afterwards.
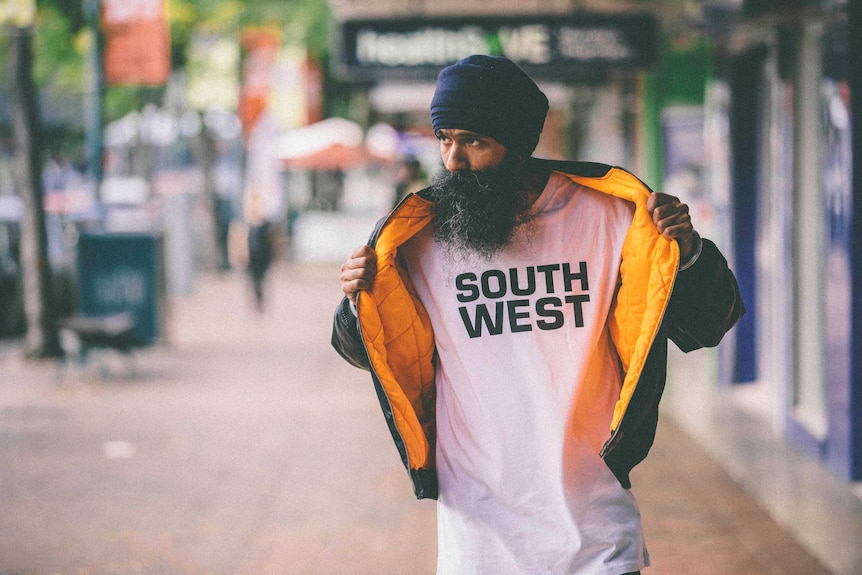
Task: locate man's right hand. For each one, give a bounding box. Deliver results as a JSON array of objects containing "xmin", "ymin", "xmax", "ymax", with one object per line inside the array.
[{"xmin": 340, "ymin": 245, "xmax": 378, "ymax": 303}]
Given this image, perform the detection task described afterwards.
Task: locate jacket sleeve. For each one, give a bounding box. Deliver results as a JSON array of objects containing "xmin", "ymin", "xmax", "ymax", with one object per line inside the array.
[
  {"xmin": 664, "ymin": 237, "xmax": 745, "ymax": 352},
  {"xmin": 331, "ymin": 296, "xmax": 371, "ymax": 370}
]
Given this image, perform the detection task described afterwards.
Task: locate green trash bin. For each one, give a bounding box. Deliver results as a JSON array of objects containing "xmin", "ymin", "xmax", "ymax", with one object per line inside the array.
[{"xmin": 76, "ymin": 232, "xmax": 164, "ymax": 346}]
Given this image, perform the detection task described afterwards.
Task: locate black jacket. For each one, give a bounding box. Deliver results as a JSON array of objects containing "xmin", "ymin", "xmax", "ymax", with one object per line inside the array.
[{"xmin": 332, "ymin": 160, "xmax": 745, "ymax": 499}]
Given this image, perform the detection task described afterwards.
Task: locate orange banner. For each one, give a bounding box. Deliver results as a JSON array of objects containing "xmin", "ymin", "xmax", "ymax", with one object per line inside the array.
[
  {"xmin": 238, "ymin": 27, "xmax": 281, "ymax": 138},
  {"xmin": 101, "ymin": 0, "xmax": 171, "ymax": 86}
]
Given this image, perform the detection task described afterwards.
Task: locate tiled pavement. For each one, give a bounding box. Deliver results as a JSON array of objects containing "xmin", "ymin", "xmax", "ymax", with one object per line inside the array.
[
  {"xmin": 662, "ymin": 346, "xmax": 862, "ymax": 575},
  {"xmin": 632, "ymin": 421, "xmax": 832, "ymax": 575},
  {"xmin": 0, "ymin": 262, "xmax": 853, "ymax": 574}
]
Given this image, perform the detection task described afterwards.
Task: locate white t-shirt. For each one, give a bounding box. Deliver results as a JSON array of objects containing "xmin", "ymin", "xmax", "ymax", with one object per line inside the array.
[{"xmin": 400, "ymin": 173, "xmax": 648, "ymax": 575}]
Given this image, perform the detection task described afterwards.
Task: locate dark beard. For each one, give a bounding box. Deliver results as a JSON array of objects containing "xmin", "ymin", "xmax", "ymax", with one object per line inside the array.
[{"xmin": 427, "ymin": 157, "xmax": 533, "ymax": 261}]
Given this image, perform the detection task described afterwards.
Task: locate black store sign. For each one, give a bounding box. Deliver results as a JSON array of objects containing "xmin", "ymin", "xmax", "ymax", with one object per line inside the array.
[{"xmin": 338, "ymin": 13, "xmax": 659, "ymax": 81}]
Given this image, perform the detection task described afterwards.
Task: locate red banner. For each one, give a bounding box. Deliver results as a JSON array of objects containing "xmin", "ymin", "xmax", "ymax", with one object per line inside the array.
[
  {"xmin": 101, "ymin": 0, "xmax": 171, "ymax": 86},
  {"xmin": 238, "ymin": 27, "xmax": 281, "ymax": 138}
]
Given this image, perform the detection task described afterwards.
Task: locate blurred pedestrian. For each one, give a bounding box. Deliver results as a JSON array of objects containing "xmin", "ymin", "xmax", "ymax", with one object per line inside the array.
[
  {"xmin": 332, "ymin": 55, "xmax": 744, "ymax": 575},
  {"xmin": 242, "ymin": 187, "xmax": 272, "ymax": 312},
  {"xmin": 393, "ymin": 155, "xmax": 427, "ymax": 207},
  {"xmin": 213, "ymin": 144, "xmax": 242, "ymax": 272}
]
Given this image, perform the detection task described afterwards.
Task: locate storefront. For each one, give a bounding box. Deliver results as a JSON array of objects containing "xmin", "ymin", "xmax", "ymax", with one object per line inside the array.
[{"xmin": 705, "ymin": 0, "xmax": 861, "ymax": 481}]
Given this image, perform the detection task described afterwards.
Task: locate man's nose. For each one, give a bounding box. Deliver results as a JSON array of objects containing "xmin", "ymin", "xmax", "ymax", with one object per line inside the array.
[{"xmin": 442, "ymin": 144, "xmax": 468, "ymax": 172}]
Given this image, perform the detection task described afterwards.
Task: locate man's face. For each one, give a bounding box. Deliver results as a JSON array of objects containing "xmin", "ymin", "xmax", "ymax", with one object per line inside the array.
[
  {"xmin": 428, "ymin": 130, "xmax": 532, "ymax": 261},
  {"xmin": 437, "ymin": 129, "xmax": 509, "ymax": 173}
]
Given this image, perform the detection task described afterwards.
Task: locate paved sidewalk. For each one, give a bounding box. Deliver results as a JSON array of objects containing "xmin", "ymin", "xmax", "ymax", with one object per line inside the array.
[{"xmin": 0, "ymin": 263, "xmax": 834, "ymax": 574}]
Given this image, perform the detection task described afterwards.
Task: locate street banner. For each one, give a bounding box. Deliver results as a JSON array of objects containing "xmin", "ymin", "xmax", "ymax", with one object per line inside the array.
[
  {"xmin": 186, "ymin": 32, "xmax": 240, "ymax": 111},
  {"xmin": 238, "ymin": 27, "xmax": 280, "ymax": 138},
  {"xmin": 101, "ymin": 0, "xmax": 171, "ymax": 86},
  {"xmin": 269, "ymin": 48, "xmax": 324, "ymax": 131},
  {"xmin": 0, "ymin": 0, "xmax": 35, "ymax": 26}
]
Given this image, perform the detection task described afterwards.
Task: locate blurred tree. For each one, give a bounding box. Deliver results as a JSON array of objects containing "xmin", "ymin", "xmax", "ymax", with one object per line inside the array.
[
  {"xmin": 169, "ymin": 0, "xmax": 331, "ymax": 60},
  {"xmin": 7, "ymin": 24, "xmax": 63, "ymax": 358},
  {"xmin": 33, "ymin": 1, "xmax": 85, "ymax": 92}
]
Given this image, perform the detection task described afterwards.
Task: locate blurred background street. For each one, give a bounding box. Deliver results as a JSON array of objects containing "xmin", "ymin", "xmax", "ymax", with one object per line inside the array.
[
  {"xmin": 2, "ymin": 0, "xmax": 862, "ymax": 573},
  {"xmin": 0, "ymin": 261, "xmax": 848, "ymax": 575}
]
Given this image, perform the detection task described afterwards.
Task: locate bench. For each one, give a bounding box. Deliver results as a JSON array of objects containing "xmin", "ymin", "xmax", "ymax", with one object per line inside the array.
[{"xmin": 58, "ymin": 312, "xmax": 138, "ymax": 378}]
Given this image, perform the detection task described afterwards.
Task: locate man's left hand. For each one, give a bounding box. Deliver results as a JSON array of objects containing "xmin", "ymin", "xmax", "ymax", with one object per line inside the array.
[{"xmin": 647, "ymin": 192, "xmax": 696, "ymax": 262}]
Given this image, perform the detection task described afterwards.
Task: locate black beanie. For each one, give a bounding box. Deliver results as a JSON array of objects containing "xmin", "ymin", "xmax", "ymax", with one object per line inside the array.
[{"xmin": 430, "ymin": 55, "xmax": 549, "ymax": 157}]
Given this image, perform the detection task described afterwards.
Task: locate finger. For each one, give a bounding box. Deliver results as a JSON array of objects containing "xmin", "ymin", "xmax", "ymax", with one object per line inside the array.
[
  {"xmin": 657, "ymin": 218, "xmax": 692, "ymax": 238},
  {"xmin": 658, "ymin": 220, "xmax": 694, "ymax": 240},
  {"xmin": 341, "ymin": 248, "xmax": 377, "ymax": 274},
  {"xmin": 342, "ymin": 278, "xmax": 373, "ymax": 301},
  {"xmin": 651, "ymin": 198, "xmax": 688, "ymax": 217},
  {"xmin": 341, "ymin": 269, "xmax": 376, "ymax": 298},
  {"xmin": 653, "ymin": 204, "xmax": 690, "ymax": 225},
  {"xmin": 340, "ymin": 246, "xmax": 378, "ymax": 300},
  {"xmin": 350, "ymin": 245, "xmax": 377, "ymax": 261},
  {"xmin": 652, "ymin": 204, "xmax": 690, "ymax": 232},
  {"xmin": 341, "ymin": 257, "xmax": 377, "ymax": 276},
  {"xmin": 340, "ymin": 265, "xmax": 377, "ymax": 293},
  {"xmin": 647, "ymin": 192, "xmax": 680, "ymax": 213}
]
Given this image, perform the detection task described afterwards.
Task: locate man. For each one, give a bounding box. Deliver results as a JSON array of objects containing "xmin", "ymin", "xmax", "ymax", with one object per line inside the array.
[{"xmin": 332, "ymin": 55, "xmax": 744, "ymax": 575}]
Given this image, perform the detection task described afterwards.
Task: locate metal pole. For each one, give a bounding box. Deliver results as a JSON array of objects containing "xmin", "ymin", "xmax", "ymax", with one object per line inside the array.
[
  {"xmin": 84, "ymin": 0, "xmax": 103, "ymax": 208},
  {"xmin": 848, "ymin": 0, "xmax": 862, "ymax": 480}
]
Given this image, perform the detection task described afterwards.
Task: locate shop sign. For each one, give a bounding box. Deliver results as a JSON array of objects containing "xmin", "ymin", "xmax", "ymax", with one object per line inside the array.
[
  {"xmin": 102, "ymin": 0, "xmax": 171, "ymax": 86},
  {"xmin": 337, "ymin": 13, "xmax": 658, "ymax": 81}
]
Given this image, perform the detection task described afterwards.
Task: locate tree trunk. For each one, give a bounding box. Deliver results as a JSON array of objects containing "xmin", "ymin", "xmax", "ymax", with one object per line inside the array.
[{"xmin": 9, "ymin": 27, "xmax": 62, "ymax": 358}]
